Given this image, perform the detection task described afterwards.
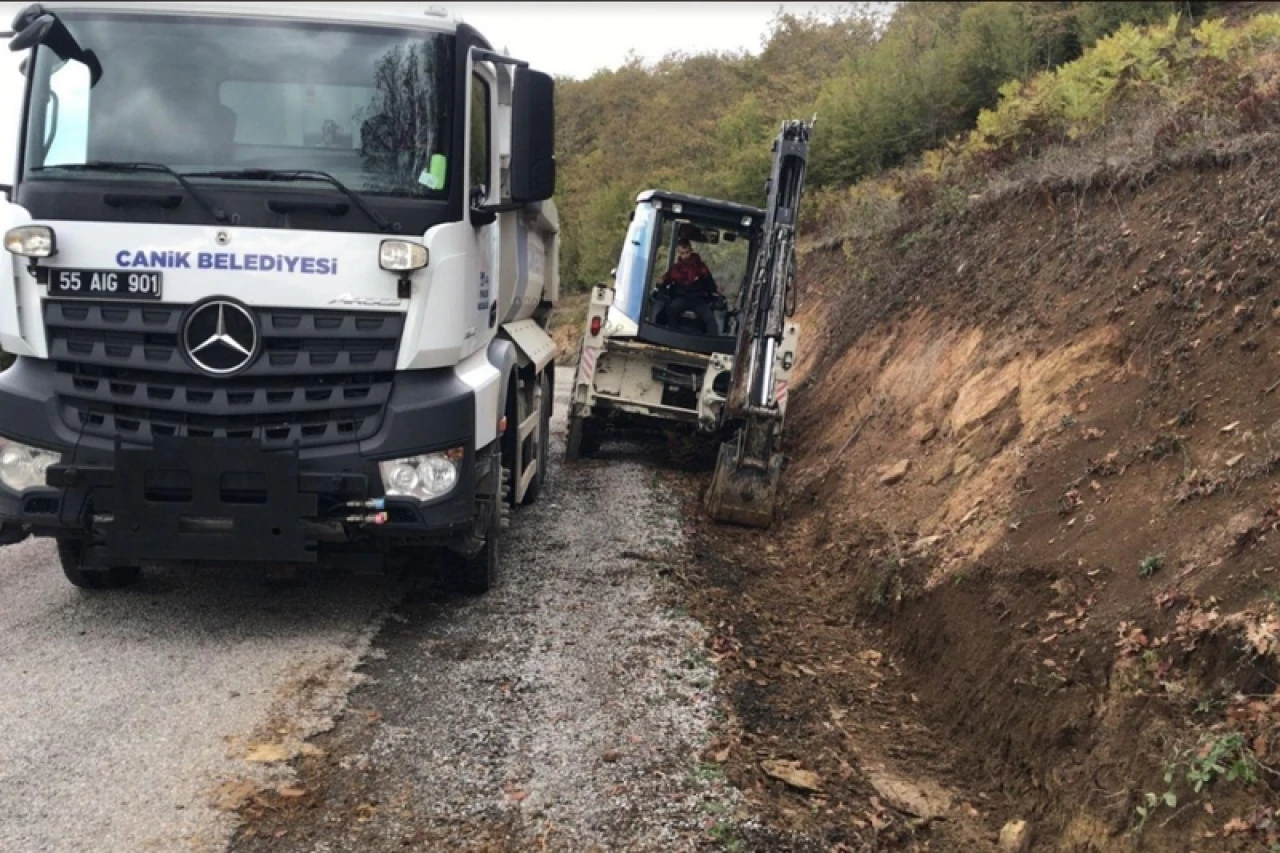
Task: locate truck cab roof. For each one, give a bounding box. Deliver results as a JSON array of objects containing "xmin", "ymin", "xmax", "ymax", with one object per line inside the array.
[
  {"xmin": 25, "ymin": 2, "xmax": 461, "ymax": 34},
  {"xmin": 635, "ymin": 190, "xmax": 765, "ymax": 228}
]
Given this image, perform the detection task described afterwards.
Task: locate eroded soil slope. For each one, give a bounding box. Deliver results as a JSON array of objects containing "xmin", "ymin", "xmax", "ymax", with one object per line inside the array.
[{"xmin": 686, "ymin": 136, "xmax": 1280, "ymax": 851}]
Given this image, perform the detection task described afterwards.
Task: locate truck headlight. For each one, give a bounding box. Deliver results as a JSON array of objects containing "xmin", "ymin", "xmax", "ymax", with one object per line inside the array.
[
  {"xmin": 379, "ymin": 240, "xmax": 428, "ymax": 272},
  {"xmin": 4, "ymin": 225, "xmax": 57, "ymax": 258},
  {"xmin": 379, "ymin": 447, "xmax": 463, "ymax": 500},
  {"xmin": 0, "ymin": 438, "xmax": 60, "ymax": 491}
]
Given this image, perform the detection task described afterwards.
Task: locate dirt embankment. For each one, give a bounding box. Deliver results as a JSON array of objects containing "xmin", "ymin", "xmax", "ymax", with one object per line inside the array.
[{"xmin": 684, "ymin": 137, "xmax": 1280, "ymax": 851}]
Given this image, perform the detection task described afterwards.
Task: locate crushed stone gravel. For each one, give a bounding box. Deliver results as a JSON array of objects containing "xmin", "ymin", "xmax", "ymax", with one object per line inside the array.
[{"xmin": 228, "ymin": 375, "xmax": 754, "ymax": 851}]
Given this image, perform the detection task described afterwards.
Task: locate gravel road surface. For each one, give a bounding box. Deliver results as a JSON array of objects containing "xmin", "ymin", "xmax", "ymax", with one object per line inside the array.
[
  {"xmin": 228, "ymin": 372, "xmax": 744, "ymax": 851},
  {"xmin": 0, "ymin": 372, "xmax": 747, "ymax": 852}
]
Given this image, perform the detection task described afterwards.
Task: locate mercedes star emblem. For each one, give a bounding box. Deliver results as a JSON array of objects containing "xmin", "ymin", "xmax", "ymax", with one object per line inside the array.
[{"xmin": 182, "ymin": 300, "xmax": 259, "ymax": 376}]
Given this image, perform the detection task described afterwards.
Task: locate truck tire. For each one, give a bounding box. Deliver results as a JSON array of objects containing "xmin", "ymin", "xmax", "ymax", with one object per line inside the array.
[
  {"xmin": 565, "ymin": 413, "xmax": 602, "ymax": 462},
  {"xmin": 443, "ymin": 449, "xmax": 503, "ymax": 595},
  {"xmin": 56, "ymin": 538, "xmax": 141, "ymax": 590},
  {"xmin": 521, "ymin": 370, "xmax": 552, "ymax": 504}
]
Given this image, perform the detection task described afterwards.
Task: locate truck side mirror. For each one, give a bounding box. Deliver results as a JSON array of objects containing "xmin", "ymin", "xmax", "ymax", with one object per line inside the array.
[
  {"xmin": 8, "ymin": 8, "xmax": 102, "ymax": 85},
  {"xmin": 509, "ymin": 67, "xmax": 554, "ymax": 204},
  {"xmin": 8, "ymin": 13, "xmax": 55, "ymax": 53}
]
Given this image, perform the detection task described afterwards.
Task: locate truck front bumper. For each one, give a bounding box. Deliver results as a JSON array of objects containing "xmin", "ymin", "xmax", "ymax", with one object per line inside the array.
[{"xmin": 0, "ymin": 358, "xmax": 484, "ymax": 565}]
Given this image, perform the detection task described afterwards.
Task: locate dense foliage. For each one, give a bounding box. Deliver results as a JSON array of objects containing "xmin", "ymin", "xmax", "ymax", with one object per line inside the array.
[
  {"xmin": 553, "ymin": 1, "xmax": 1219, "ymax": 290},
  {"xmin": 0, "ymin": 3, "xmax": 1251, "ymax": 369},
  {"xmin": 813, "ymin": 8, "xmax": 1280, "ymax": 244}
]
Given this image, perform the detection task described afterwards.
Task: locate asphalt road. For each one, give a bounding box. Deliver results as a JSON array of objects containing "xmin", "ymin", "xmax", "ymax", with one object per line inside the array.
[
  {"xmin": 0, "ymin": 529, "xmax": 404, "ymax": 853},
  {"xmin": 0, "ymin": 371, "xmax": 742, "ymax": 853}
]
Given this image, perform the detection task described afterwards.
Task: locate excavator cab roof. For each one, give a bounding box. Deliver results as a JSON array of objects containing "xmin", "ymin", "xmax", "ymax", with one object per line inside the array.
[{"xmin": 635, "ymin": 190, "xmax": 765, "ymax": 232}]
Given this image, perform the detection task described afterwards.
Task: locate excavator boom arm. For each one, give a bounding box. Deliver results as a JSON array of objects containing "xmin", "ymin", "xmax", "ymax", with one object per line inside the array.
[
  {"xmin": 708, "ymin": 117, "xmax": 815, "ymax": 529},
  {"xmin": 727, "ymin": 118, "xmax": 813, "ymax": 416}
]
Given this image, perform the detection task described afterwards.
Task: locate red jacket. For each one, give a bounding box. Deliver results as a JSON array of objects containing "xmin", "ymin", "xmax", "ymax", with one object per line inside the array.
[{"xmin": 662, "ymin": 253, "xmax": 714, "ymax": 290}]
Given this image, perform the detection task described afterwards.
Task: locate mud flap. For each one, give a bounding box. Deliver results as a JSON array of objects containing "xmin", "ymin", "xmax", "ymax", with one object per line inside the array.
[
  {"xmin": 0, "ymin": 521, "xmax": 30, "ymax": 546},
  {"xmin": 705, "ymin": 437, "xmax": 781, "ymax": 529}
]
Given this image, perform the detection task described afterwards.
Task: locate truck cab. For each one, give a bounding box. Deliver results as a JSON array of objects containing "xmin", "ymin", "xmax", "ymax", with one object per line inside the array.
[{"xmin": 0, "ymin": 2, "xmax": 560, "ymax": 593}]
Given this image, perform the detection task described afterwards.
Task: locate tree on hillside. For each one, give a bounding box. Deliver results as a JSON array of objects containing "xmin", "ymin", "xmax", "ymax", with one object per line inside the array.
[{"xmin": 552, "ymin": 1, "xmax": 1224, "ymax": 290}]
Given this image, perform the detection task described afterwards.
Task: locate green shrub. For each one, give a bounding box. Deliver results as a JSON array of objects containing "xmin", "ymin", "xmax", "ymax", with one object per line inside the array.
[{"xmin": 555, "ymin": 2, "xmax": 1237, "ymax": 286}]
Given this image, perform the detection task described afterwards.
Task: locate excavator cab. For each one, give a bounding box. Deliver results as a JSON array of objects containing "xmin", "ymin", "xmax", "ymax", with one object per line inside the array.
[
  {"xmin": 612, "ymin": 191, "xmax": 764, "ymax": 356},
  {"xmin": 568, "ymin": 119, "xmax": 813, "ymax": 531}
]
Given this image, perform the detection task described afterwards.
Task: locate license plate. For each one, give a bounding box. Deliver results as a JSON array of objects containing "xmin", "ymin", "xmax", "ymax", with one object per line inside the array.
[{"xmin": 47, "ymin": 268, "xmax": 163, "ymax": 300}]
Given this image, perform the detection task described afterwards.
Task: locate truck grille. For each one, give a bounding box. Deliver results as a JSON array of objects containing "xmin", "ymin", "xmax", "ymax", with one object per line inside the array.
[{"xmin": 44, "ymin": 300, "xmax": 404, "ymax": 449}]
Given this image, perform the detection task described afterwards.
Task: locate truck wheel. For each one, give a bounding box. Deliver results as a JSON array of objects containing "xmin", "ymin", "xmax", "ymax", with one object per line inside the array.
[
  {"xmin": 56, "ymin": 538, "xmax": 140, "ymax": 590},
  {"xmin": 443, "ymin": 450, "xmax": 503, "ymax": 595},
  {"xmin": 566, "ymin": 414, "xmax": 584, "ymax": 461},
  {"xmin": 521, "ymin": 370, "xmax": 552, "ymax": 504},
  {"xmin": 566, "ymin": 413, "xmax": 602, "ymax": 462}
]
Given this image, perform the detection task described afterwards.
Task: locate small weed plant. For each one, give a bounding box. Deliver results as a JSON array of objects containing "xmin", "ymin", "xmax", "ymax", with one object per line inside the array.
[
  {"xmin": 1134, "ymin": 732, "xmax": 1262, "ymax": 832},
  {"xmin": 1139, "ymin": 554, "xmax": 1165, "ymax": 579}
]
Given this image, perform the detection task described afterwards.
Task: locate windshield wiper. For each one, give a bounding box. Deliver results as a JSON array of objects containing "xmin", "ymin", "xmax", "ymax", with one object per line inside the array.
[
  {"xmin": 31, "ymin": 161, "xmax": 232, "ymax": 224},
  {"xmin": 188, "ymin": 169, "xmax": 393, "ymax": 233}
]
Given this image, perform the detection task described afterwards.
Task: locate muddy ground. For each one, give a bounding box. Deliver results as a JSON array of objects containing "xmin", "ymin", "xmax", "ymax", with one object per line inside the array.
[
  {"xmin": 671, "ymin": 136, "xmax": 1280, "ymax": 852},
  {"xmin": 229, "ymin": 140, "xmax": 1280, "ymax": 853},
  {"xmin": 225, "ymin": 377, "xmax": 820, "ymax": 853}
]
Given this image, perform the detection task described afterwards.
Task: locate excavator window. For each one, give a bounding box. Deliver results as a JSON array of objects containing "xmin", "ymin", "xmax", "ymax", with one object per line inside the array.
[{"xmin": 649, "ymin": 215, "xmax": 752, "ymax": 337}]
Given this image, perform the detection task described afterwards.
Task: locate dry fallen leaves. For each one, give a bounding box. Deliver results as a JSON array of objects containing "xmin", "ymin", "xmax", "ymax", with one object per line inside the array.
[
  {"xmin": 243, "ymin": 743, "xmax": 291, "ymax": 763},
  {"xmin": 1245, "ymin": 612, "xmax": 1280, "ymax": 657},
  {"xmin": 212, "ymin": 780, "xmax": 259, "ymax": 812},
  {"xmin": 1222, "ymin": 816, "xmax": 1250, "ymax": 836},
  {"xmin": 760, "ymin": 759, "xmax": 823, "ymax": 793}
]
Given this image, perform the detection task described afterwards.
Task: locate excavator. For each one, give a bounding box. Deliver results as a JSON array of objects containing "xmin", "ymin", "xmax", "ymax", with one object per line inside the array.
[{"xmin": 566, "ymin": 118, "xmax": 814, "ymax": 528}]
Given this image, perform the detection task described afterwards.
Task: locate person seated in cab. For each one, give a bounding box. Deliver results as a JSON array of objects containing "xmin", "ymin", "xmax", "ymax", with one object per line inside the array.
[{"xmin": 656, "ymin": 239, "xmax": 720, "ymax": 334}]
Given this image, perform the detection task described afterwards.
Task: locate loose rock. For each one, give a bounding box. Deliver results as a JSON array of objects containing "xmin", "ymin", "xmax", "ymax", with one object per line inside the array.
[
  {"xmin": 999, "ymin": 819, "xmax": 1032, "ymax": 852},
  {"xmin": 866, "ymin": 771, "xmax": 952, "ymax": 820},
  {"xmin": 880, "ymin": 459, "xmax": 911, "ymax": 486}
]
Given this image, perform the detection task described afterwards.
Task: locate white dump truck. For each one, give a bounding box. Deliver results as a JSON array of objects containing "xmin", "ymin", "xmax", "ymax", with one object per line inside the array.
[{"xmin": 0, "ymin": 1, "xmax": 560, "ymax": 593}]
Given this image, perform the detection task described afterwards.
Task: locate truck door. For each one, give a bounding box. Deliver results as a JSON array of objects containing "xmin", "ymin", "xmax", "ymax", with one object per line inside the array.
[
  {"xmin": 467, "ymin": 57, "xmax": 500, "ymax": 345},
  {"xmin": 0, "ymin": 35, "xmax": 25, "ymax": 195}
]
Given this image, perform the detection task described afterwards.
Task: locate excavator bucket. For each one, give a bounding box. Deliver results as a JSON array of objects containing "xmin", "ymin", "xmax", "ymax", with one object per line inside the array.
[{"xmin": 705, "ymin": 438, "xmax": 782, "ymax": 528}]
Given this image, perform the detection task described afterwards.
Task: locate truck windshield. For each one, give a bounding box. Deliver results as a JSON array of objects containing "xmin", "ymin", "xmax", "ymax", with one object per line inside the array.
[{"xmin": 21, "ymin": 12, "xmax": 454, "ymax": 198}]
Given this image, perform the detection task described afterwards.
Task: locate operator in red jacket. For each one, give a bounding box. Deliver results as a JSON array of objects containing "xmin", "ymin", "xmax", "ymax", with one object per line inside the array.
[{"xmin": 656, "ymin": 240, "xmax": 720, "ymax": 334}]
